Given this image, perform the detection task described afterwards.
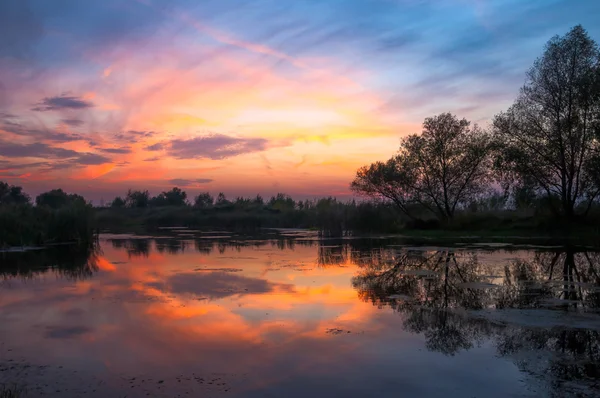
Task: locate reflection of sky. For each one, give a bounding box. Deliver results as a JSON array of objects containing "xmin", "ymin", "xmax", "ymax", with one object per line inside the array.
[
  {"xmin": 0, "ymin": 239, "xmax": 542, "ymax": 397},
  {"xmin": 1, "ymin": 1, "xmax": 599, "ymax": 201}
]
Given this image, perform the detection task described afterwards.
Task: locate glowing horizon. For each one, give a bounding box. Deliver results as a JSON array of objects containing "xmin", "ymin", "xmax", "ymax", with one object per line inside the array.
[{"xmin": 1, "ymin": 0, "xmax": 599, "ymax": 202}]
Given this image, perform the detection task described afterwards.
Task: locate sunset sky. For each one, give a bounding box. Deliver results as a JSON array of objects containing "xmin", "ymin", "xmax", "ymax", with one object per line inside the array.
[{"xmin": 1, "ymin": 0, "xmax": 599, "ymax": 202}]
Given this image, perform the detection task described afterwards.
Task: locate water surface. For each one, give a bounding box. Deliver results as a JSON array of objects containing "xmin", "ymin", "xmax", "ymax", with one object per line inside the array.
[{"xmin": 1, "ymin": 232, "xmax": 599, "ymax": 397}]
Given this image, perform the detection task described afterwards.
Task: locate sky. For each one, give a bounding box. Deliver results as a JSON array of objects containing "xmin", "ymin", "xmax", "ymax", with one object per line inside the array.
[{"xmin": 0, "ymin": 0, "xmax": 599, "ymax": 203}]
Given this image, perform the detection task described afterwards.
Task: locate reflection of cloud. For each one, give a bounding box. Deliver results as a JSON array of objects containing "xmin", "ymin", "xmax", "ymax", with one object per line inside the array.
[
  {"xmin": 168, "ymin": 178, "xmax": 213, "ymax": 186},
  {"xmin": 168, "ymin": 134, "xmax": 269, "ymax": 160},
  {"xmin": 148, "ymin": 271, "xmax": 295, "ymax": 300},
  {"xmin": 32, "ymin": 94, "xmax": 94, "ymax": 111}
]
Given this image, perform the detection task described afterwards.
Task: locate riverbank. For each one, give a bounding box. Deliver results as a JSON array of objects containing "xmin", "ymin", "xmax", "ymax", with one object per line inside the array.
[{"xmin": 94, "ymin": 206, "xmax": 600, "ymax": 245}]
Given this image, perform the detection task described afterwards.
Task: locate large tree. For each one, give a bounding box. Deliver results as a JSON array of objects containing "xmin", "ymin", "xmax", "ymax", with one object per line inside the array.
[
  {"xmin": 493, "ymin": 25, "xmax": 600, "ymax": 219},
  {"xmin": 352, "ymin": 113, "xmax": 492, "ymax": 221}
]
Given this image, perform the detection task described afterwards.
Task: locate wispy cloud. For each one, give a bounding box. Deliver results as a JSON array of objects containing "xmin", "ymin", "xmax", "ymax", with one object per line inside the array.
[
  {"xmin": 145, "ymin": 143, "xmax": 163, "ymax": 151},
  {"xmin": 61, "ymin": 118, "xmax": 84, "ymax": 127},
  {"xmin": 168, "ymin": 178, "xmax": 213, "ymax": 186},
  {"xmin": 167, "ymin": 134, "xmax": 269, "ymax": 160},
  {"xmin": 0, "ymin": 141, "xmax": 111, "ymax": 166},
  {"xmin": 32, "ymin": 94, "xmax": 94, "ymax": 111},
  {"xmin": 99, "ymin": 147, "xmax": 132, "ymax": 154}
]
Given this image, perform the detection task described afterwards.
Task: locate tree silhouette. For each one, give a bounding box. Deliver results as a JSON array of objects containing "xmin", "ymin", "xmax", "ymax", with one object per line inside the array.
[
  {"xmin": 125, "ymin": 189, "xmax": 149, "ymax": 208},
  {"xmin": 35, "ymin": 189, "xmax": 86, "ymax": 209},
  {"xmin": 150, "ymin": 187, "xmax": 188, "ymax": 206},
  {"xmin": 493, "ymin": 25, "xmax": 600, "ymax": 220},
  {"xmin": 352, "ymin": 113, "xmax": 493, "ymax": 221},
  {"xmin": 111, "ymin": 196, "xmax": 126, "ymax": 208},
  {"xmin": 194, "ymin": 192, "xmax": 214, "ymax": 208},
  {"xmin": 0, "ymin": 181, "xmax": 30, "ymax": 205}
]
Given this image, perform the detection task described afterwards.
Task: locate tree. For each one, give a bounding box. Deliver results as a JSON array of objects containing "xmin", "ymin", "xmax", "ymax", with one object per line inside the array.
[
  {"xmin": 0, "ymin": 181, "xmax": 30, "ymax": 205},
  {"xmin": 215, "ymin": 192, "xmax": 229, "ymax": 206},
  {"xmin": 253, "ymin": 194, "xmax": 264, "ymax": 206},
  {"xmin": 493, "ymin": 25, "xmax": 600, "ymax": 220},
  {"xmin": 268, "ymin": 193, "xmax": 295, "ymax": 211},
  {"xmin": 352, "ymin": 113, "xmax": 493, "ymax": 221},
  {"xmin": 126, "ymin": 189, "xmax": 149, "ymax": 208},
  {"xmin": 36, "ymin": 189, "xmax": 86, "ymax": 209},
  {"xmin": 150, "ymin": 187, "xmax": 187, "ymax": 207},
  {"xmin": 111, "ymin": 196, "xmax": 126, "ymax": 208},
  {"xmin": 194, "ymin": 192, "xmax": 214, "ymax": 208},
  {"xmin": 351, "ymin": 157, "xmax": 416, "ymax": 219}
]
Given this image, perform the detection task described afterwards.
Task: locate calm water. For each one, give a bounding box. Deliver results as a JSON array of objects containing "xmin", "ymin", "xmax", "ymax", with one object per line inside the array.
[{"xmin": 1, "ymin": 231, "xmax": 599, "ymax": 397}]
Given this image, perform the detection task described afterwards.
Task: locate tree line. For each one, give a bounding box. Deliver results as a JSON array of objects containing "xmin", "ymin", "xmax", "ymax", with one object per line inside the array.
[
  {"xmin": 352, "ymin": 25, "xmax": 600, "ymax": 224},
  {"xmin": 0, "ymin": 183, "xmax": 95, "ymax": 247}
]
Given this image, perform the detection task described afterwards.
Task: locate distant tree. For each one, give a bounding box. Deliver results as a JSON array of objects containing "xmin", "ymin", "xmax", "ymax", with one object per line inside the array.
[
  {"xmin": 36, "ymin": 189, "xmax": 86, "ymax": 209},
  {"xmin": 111, "ymin": 196, "xmax": 126, "ymax": 208},
  {"xmin": 352, "ymin": 113, "xmax": 493, "ymax": 221},
  {"xmin": 194, "ymin": 192, "xmax": 214, "ymax": 208},
  {"xmin": 511, "ymin": 178, "xmax": 539, "ymax": 210},
  {"xmin": 152, "ymin": 187, "xmax": 187, "ymax": 206},
  {"xmin": 234, "ymin": 196, "xmax": 251, "ymax": 208},
  {"xmin": 215, "ymin": 192, "xmax": 229, "ymax": 206},
  {"xmin": 268, "ymin": 193, "xmax": 295, "ymax": 211},
  {"xmin": 0, "ymin": 181, "xmax": 30, "ymax": 205},
  {"xmin": 126, "ymin": 189, "xmax": 149, "ymax": 208},
  {"xmin": 253, "ymin": 194, "xmax": 264, "ymax": 206},
  {"xmin": 493, "ymin": 25, "xmax": 600, "ymax": 220}
]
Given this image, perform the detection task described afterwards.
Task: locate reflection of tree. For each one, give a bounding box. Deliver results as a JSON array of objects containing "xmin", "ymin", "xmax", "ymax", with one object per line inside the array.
[
  {"xmin": 194, "ymin": 240, "xmax": 214, "ymax": 254},
  {"xmin": 110, "ymin": 238, "xmax": 150, "ymax": 257},
  {"xmin": 1, "ymin": 244, "xmax": 99, "ymax": 281},
  {"xmin": 404, "ymin": 308, "xmax": 494, "ymax": 355},
  {"xmin": 353, "ymin": 249, "xmax": 495, "ymax": 312},
  {"xmin": 353, "ymin": 247, "xmax": 600, "ymax": 396},
  {"xmin": 497, "ymin": 327, "xmax": 600, "ymax": 397},
  {"xmin": 155, "ymin": 239, "xmax": 187, "ymax": 254},
  {"xmin": 499, "ymin": 250, "xmax": 600, "ymax": 310},
  {"xmin": 317, "ymin": 243, "xmax": 347, "ymax": 267}
]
